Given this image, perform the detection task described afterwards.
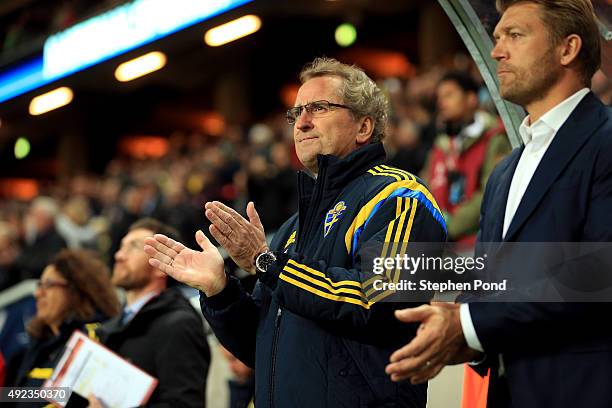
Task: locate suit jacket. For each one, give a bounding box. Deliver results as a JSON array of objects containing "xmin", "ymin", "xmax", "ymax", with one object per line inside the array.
[
  {"xmin": 469, "ymin": 92, "xmax": 612, "ymax": 408},
  {"xmin": 98, "ymin": 288, "xmax": 210, "ymax": 408}
]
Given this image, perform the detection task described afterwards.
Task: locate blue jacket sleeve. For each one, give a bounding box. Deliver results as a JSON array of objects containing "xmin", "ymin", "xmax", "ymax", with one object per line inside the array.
[{"xmin": 199, "ymin": 277, "xmax": 260, "ymax": 368}]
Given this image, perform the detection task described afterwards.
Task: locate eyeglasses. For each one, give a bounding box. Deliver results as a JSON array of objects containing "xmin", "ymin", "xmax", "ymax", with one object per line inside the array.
[
  {"xmin": 286, "ymin": 100, "xmax": 351, "ymax": 125},
  {"xmin": 36, "ymin": 279, "xmax": 70, "ymax": 290}
]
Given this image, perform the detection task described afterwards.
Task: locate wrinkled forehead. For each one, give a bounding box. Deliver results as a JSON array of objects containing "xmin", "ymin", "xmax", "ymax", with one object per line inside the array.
[{"xmin": 295, "ymin": 75, "xmax": 343, "ymax": 106}]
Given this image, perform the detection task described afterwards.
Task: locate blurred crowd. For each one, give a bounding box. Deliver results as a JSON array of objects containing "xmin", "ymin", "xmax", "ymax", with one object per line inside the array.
[
  {"xmin": 0, "ymin": 54, "xmax": 500, "ymax": 290},
  {"xmin": 0, "ymin": 119, "xmax": 301, "ymax": 290},
  {"xmin": 1, "ymin": 52, "xmax": 610, "ymax": 294}
]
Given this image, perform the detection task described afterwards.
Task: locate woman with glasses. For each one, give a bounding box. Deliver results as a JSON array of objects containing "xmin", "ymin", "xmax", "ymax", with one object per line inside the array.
[{"xmin": 5, "ymin": 249, "xmax": 120, "ymax": 394}]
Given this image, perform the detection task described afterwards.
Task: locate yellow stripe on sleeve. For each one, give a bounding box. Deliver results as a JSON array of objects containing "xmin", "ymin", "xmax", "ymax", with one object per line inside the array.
[
  {"xmin": 362, "ymin": 198, "xmax": 413, "ymax": 295},
  {"xmin": 367, "ymin": 197, "xmax": 419, "ymax": 303},
  {"xmin": 279, "ymin": 273, "xmax": 371, "ymax": 309},
  {"xmin": 379, "ymin": 165, "xmax": 416, "ymax": 181},
  {"xmin": 368, "ymin": 168, "xmax": 401, "ymax": 181},
  {"xmin": 282, "ymin": 265, "xmax": 364, "ymax": 298},
  {"xmin": 286, "ymin": 259, "xmax": 362, "ymax": 288}
]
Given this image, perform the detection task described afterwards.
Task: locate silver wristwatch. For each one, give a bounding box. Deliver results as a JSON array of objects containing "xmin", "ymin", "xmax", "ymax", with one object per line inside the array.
[{"xmin": 255, "ymin": 250, "xmax": 277, "ymax": 275}]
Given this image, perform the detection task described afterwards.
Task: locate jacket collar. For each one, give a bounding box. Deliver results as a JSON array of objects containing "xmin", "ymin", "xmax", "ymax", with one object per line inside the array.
[{"xmin": 303, "ymin": 142, "xmax": 387, "ymax": 189}]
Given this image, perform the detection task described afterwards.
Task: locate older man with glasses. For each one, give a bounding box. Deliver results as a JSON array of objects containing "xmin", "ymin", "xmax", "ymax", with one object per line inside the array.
[{"xmin": 146, "ymin": 57, "xmax": 447, "ymax": 407}]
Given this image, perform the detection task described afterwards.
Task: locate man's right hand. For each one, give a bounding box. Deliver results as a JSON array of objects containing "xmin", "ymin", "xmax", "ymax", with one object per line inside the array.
[
  {"xmin": 204, "ymin": 201, "xmax": 268, "ymax": 275},
  {"xmin": 144, "ymin": 230, "xmax": 227, "ymax": 297}
]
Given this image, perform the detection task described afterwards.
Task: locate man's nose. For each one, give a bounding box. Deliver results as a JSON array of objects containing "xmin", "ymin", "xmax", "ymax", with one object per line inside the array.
[
  {"xmin": 295, "ymin": 109, "xmax": 314, "ymax": 131},
  {"xmin": 491, "ymin": 40, "xmax": 506, "ymax": 61}
]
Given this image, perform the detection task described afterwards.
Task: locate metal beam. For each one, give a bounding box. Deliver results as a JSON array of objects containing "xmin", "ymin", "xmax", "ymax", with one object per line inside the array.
[{"xmin": 437, "ymin": 0, "xmax": 525, "ymax": 148}]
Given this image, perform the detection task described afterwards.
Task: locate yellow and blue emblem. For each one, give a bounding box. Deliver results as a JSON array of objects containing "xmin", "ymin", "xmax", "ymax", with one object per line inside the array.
[{"xmin": 324, "ymin": 201, "xmax": 347, "ymax": 237}]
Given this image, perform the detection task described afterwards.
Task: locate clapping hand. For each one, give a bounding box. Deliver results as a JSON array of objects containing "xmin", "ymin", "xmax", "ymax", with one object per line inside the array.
[
  {"xmin": 144, "ymin": 229, "xmax": 227, "ymax": 297},
  {"xmin": 204, "ymin": 201, "xmax": 268, "ymax": 274}
]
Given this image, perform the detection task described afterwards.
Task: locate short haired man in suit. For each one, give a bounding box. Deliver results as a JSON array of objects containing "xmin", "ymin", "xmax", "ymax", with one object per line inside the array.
[
  {"xmin": 385, "ymin": 1, "xmax": 612, "ymax": 407},
  {"xmin": 92, "ymin": 218, "xmax": 210, "ymax": 407}
]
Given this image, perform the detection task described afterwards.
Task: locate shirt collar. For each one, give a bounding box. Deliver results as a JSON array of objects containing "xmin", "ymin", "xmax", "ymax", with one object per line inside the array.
[
  {"xmin": 124, "ymin": 290, "xmax": 160, "ymax": 317},
  {"xmin": 518, "ymin": 88, "xmax": 590, "ymax": 145}
]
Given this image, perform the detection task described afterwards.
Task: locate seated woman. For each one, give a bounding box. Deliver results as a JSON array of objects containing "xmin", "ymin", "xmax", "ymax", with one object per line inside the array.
[{"xmin": 5, "ymin": 249, "xmax": 120, "ymax": 390}]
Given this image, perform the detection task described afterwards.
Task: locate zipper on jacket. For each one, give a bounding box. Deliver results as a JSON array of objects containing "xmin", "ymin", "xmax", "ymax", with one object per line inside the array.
[
  {"xmin": 296, "ymin": 165, "xmax": 327, "ymax": 252},
  {"xmin": 269, "ymin": 306, "xmax": 282, "ymax": 408}
]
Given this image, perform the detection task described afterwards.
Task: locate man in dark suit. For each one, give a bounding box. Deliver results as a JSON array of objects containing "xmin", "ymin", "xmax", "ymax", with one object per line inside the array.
[
  {"xmin": 385, "ymin": 0, "xmax": 611, "ymax": 407},
  {"xmin": 92, "ymin": 218, "xmax": 210, "ymax": 408}
]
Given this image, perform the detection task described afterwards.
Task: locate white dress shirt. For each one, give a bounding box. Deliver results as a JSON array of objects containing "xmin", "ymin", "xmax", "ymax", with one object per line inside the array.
[
  {"xmin": 121, "ymin": 290, "xmax": 161, "ymax": 325},
  {"xmin": 460, "ymin": 88, "xmax": 590, "ymax": 352}
]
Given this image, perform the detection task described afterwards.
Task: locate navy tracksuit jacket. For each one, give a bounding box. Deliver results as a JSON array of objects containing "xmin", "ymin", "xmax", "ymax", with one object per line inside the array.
[{"xmin": 201, "ymin": 143, "xmax": 447, "ymax": 407}]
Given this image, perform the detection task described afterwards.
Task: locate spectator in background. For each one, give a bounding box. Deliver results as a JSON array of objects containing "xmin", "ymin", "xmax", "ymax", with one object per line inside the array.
[
  {"xmin": 422, "ymin": 72, "xmax": 510, "ymax": 244},
  {"xmin": 592, "ymin": 70, "xmax": 611, "ymax": 105},
  {"xmin": 93, "ymin": 218, "xmax": 210, "ymax": 408},
  {"xmin": 247, "ymin": 142, "xmax": 297, "ymax": 232},
  {"xmin": 140, "ymin": 181, "xmax": 164, "ymax": 219},
  {"xmin": 385, "ymin": 116, "xmax": 429, "ymax": 174},
  {"xmin": 402, "ymin": 70, "xmax": 441, "ymax": 157},
  {"xmin": 219, "ymin": 346, "xmax": 255, "ymax": 408},
  {"xmin": 55, "ymin": 196, "xmax": 98, "ymax": 249},
  {"xmin": 0, "ymin": 222, "xmax": 21, "ymax": 291},
  {"xmin": 269, "ymin": 141, "xmax": 298, "ymax": 212},
  {"xmin": 98, "ymin": 177, "xmax": 131, "ymax": 259},
  {"xmin": 14, "ymin": 197, "xmax": 66, "ymax": 281},
  {"xmin": 101, "ymin": 184, "xmax": 143, "ymax": 257},
  {"xmin": 5, "ymin": 250, "xmax": 119, "ymax": 393},
  {"xmin": 159, "ymin": 182, "xmax": 200, "ymax": 252}
]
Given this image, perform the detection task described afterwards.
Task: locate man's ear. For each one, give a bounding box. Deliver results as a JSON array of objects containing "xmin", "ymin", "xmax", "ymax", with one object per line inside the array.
[
  {"xmin": 356, "ymin": 116, "xmax": 375, "ymax": 144},
  {"xmin": 559, "ymin": 34, "xmax": 582, "ymax": 67}
]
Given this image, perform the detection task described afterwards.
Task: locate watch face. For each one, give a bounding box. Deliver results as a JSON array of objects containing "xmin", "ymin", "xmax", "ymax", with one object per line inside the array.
[{"xmin": 257, "ymin": 251, "xmax": 276, "ymax": 273}]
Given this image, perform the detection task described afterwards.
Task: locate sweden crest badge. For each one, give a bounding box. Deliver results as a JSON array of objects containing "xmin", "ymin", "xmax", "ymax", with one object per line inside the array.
[{"xmin": 324, "ymin": 201, "xmax": 347, "ymax": 237}]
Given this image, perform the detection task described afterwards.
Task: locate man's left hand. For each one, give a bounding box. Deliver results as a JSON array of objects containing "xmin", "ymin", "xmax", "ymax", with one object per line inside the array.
[
  {"xmin": 385, "ymin": 302, "xmax": 481, "ymax": 384},
  {"xmin": 204, "ymin": 201, "xmax": 268, "ymax": 274}
]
